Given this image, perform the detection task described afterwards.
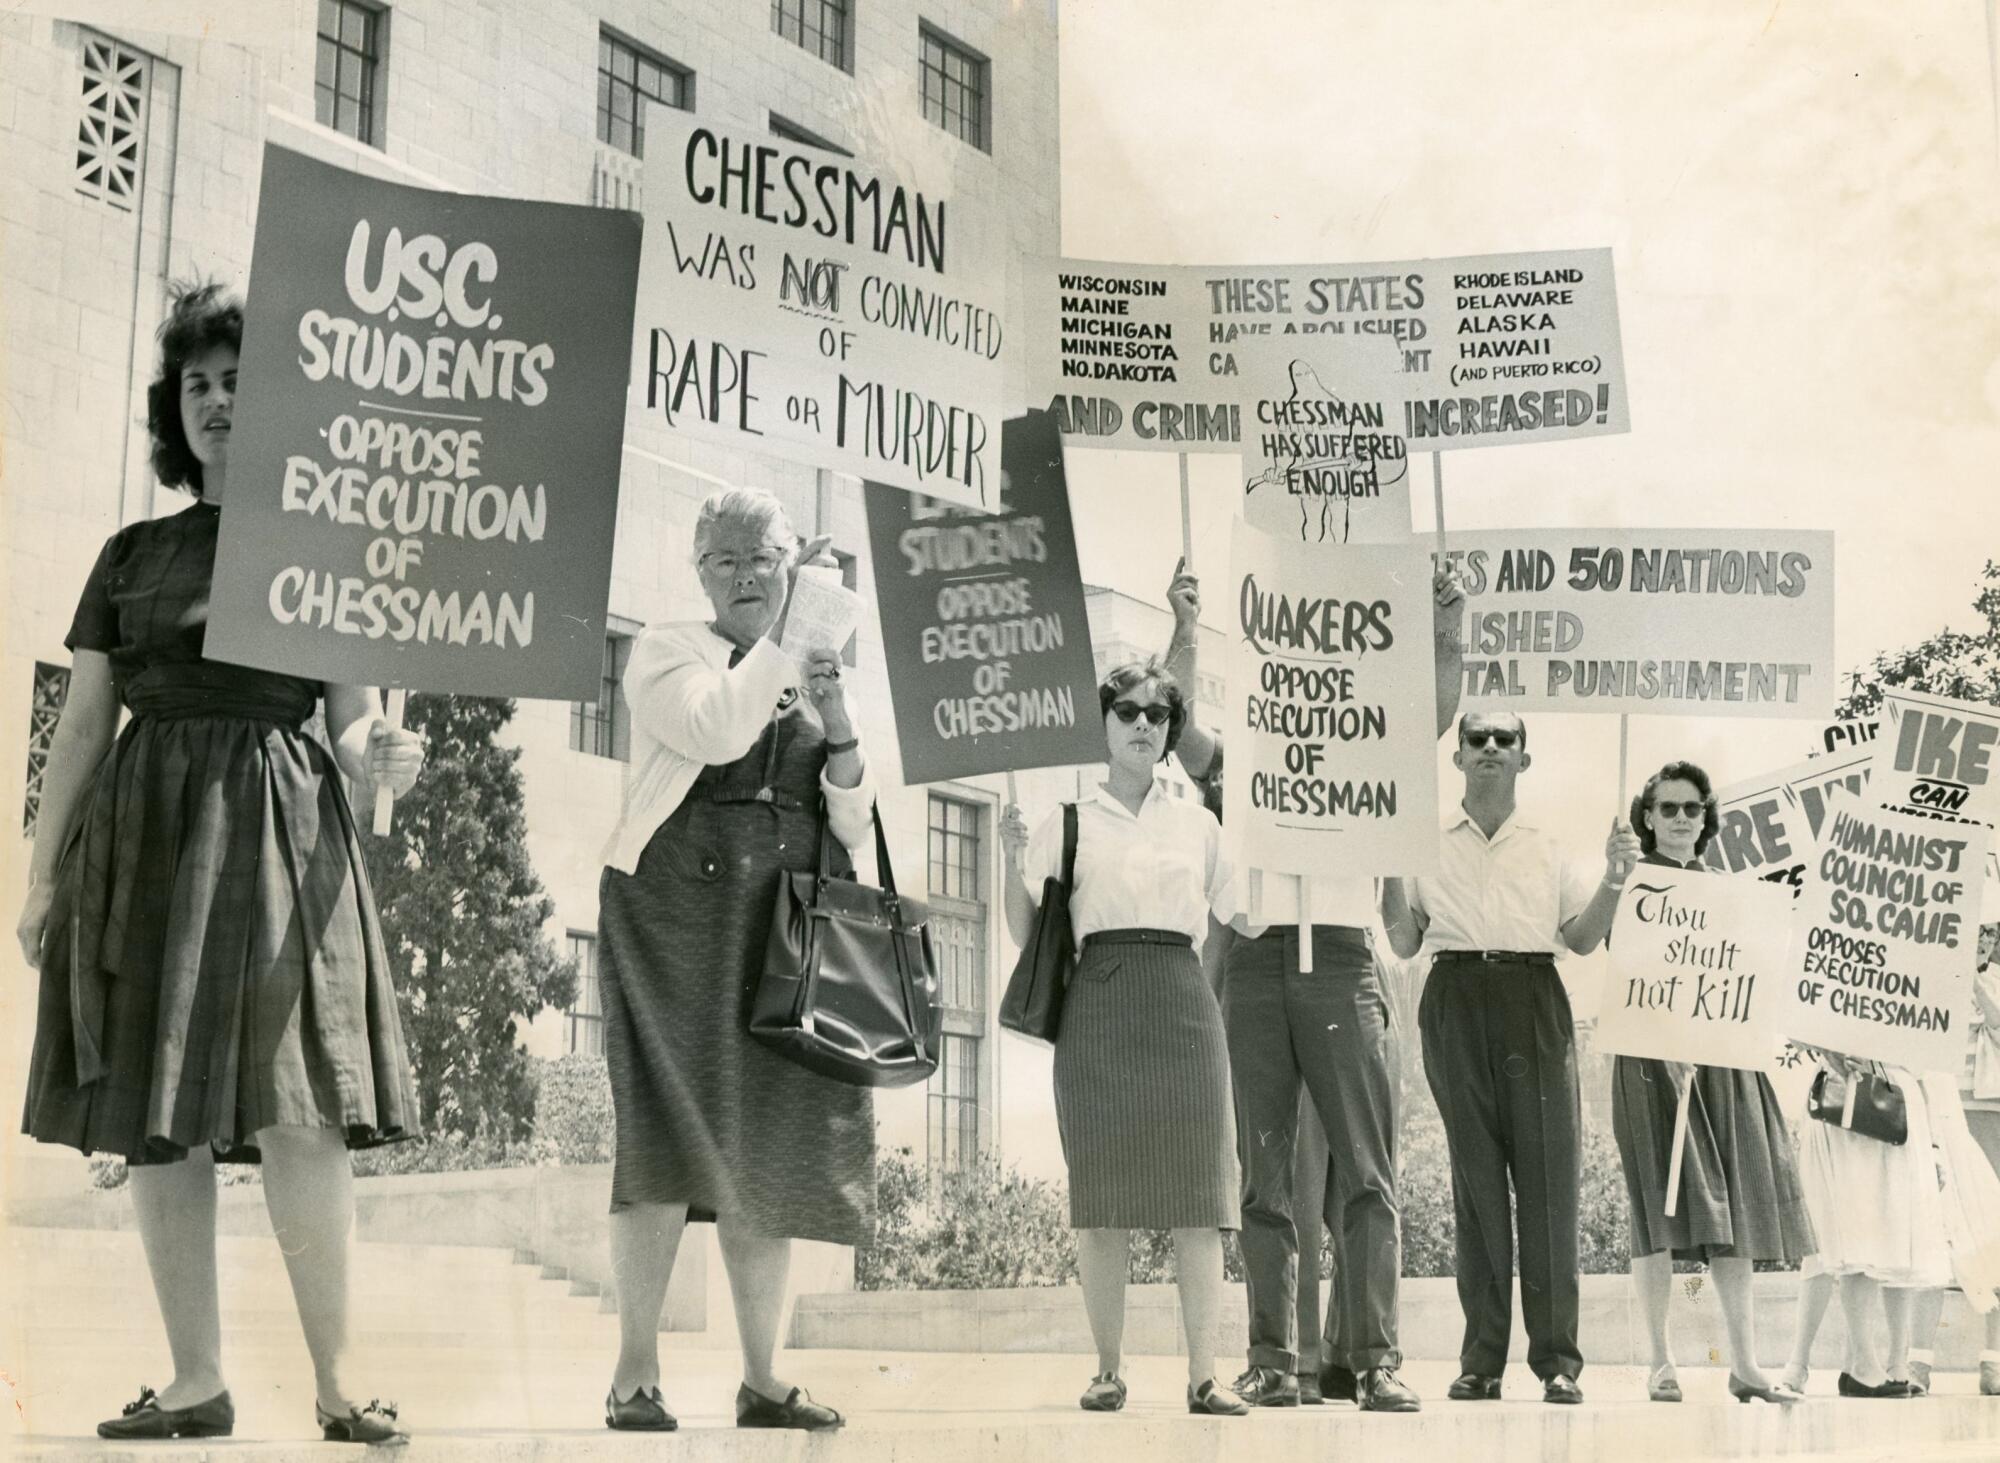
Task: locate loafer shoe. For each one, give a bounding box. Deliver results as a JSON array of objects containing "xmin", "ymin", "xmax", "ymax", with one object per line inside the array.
[
  {"xmin": 736, "ymin": 1383, "xmax": 844, "ymax": 1430},
  {"xmin": 1447, "ymin": 1373, "xmax": 1501, "ymax": 1401},
  {"xmin": 1544, "ymin": 1375, "xmax": 1584, "ymax": 1405},
  {"xmin": 1230, "ymin": 1365, "xmax": 1299, "ymax": 1407},
  {"xmin": 98, "ymin": 1386, "xmax": 234, "ymax": 1440},
  {"xmin": 1358, "ymin": 1367, "xmax": 1422, "ymax": 1412},
  {"xmin": 1837, "ymin": 1372, "xmax": 1910, "ymax": 1399},
  {"xmin": 318, "ymin": 1398, "xmax": 408, "ymax": 1445},
  {"xmin": 1319, "ymin": 1362, "xmax": 1358, "ymax": 1403},
  {"xmin": 605, "ymin": 1385, "xmax": 677, "ymax": 1431},
  {"xmin": 1187, "ymin": 1379, "xmax": 1250, "ymax": 1416}
]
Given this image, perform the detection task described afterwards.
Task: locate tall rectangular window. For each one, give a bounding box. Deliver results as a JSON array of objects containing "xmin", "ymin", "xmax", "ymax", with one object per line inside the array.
[
  {"xmin": 315, "ymin": 0, "xmax": 385, "ymax": 147},
  {"xmin": 772, "ymin": 0, "xmax": 851, "ymax": 71},
  {"xmin": 24, "ymin": 663, "xmax": 72, "ymax": 837},
  {"xmin": 564, "ymin": 931, "xmax": 603, "ymax": 1056},
  {"xmin": 925, "ymin": 794, "xmax": 988, "ymax": 1169},
  {"xmin": 597, "ymin": 28, "xmax": 691, "ymax": 159},
  {"xmin": 927, "ymin": 1032, "xmax": 981, "ymax": 1172},
  {"xmin": 918, "ymin": 23, "xmax": 988, "ymax": 151},
  {"xmin": 569, "ymin": 631, "xmax": 632, "ymax": 760}
]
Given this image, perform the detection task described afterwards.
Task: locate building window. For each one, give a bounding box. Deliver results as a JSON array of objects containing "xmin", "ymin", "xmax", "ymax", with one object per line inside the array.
[
  {"xmin": 770, "ymin": 112, "xmax": 852, "ymax": 157},
  {"xmin": 564, "ymin": 931, "xmax": 603, "ymax": 1056},
  {"xmin": 918, "ymin": 23, "xmax": 988, "ymax": 151},
  {"xmin": 569, "ymin": 631, "xmax": 632, "ymax": 760},
  {"xmin": 315, "ymin": 0, "xmax": 385, "ymax": 147},
  {"xmin": 928, "ymin": 795, "xmax": 982, "ymax": 904},
  {"xmin": 772, "ymin": 0, "xmax": 851, "ymax": 71},
  {"xmin": 75, "ymin": 34, "xmax": 148, "ymax": 211},
  {"xmin": 927, "ymin": 1031, "xmax": 981, "ymax": 1171},
  {"xmin": 597, "ymin": 29, "xmax": 692, "ymax": 159},
  {"xmin": 24, "ymin": 663, "xmax": 72, "ymax": 837}
]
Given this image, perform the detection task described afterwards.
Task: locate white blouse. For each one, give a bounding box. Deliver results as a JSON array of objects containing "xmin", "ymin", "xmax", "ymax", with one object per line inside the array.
[
  {"xmin": 600, "ymin": 622, "xmax": 876, "ymax": 875},
  {"xmin": 1023, "ymin": 784, "xmax": 1242, "ymax": 955}
]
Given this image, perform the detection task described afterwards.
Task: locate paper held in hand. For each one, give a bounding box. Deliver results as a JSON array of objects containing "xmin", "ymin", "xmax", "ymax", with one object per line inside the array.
[{"xmin": 780, "ymin": 565, "xmax": 865, "ymax": 663}]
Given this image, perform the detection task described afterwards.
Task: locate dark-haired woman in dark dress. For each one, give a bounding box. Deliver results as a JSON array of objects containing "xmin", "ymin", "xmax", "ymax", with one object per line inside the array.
[
  {"xmin": 1610, "ymin": 761, "xmax": 1813, "ymax": 1406},
  {"xmin": 16, "ymin": 286, "xmax": 424, "ymax": 1445}
]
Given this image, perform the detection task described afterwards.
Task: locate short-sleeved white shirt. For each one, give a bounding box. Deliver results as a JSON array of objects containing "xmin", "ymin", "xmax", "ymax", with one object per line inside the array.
[
  {"xmin": 1025, "ymin": 784, "xmax": 1240, "ymax": 956},
  {"xmin": 1409, "ymin": 805, "xmax": 1597, "ymax": 957}
]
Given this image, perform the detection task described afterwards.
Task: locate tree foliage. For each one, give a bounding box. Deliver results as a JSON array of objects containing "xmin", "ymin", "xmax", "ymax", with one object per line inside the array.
[
  {"xmin": 1836, "ymin": 560, "xmax": 2000, "ymax": 718},
  {"xmin": 362, "ymin": 693, "xmax": 574, "ymax": 1142}
]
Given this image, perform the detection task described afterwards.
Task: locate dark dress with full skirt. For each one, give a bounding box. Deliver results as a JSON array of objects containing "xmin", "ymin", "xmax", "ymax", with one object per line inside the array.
[
  {"xmin": 597, "ymin": 682, "xmax": 874, "ymax": 1245},
  {"xmin": 23, "ymin": 500, "xmax": 418, "ymax": 1163},
  {"xmin": 1610, "ymin": 852, "xmax": 1814, "ymax": 1262}
]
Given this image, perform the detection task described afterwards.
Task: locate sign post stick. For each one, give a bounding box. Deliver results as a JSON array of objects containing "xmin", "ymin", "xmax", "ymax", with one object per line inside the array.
[
  {"xmin": 1663, "ymin": 1076, "xmax": 1693, "ymax": 1217},
  {"xmin": 1297, "ymin": 876, "xmax": 1312, "ymax": 974},
  {"xmin": 1179, "ymin": 453, "xmax": 1194, "ymax": 570},
  {"xmin": 1617, "ymin": 713, "xmax": 1631, "ymax": 809},
  {"xmin": 371, "ymin": 687, "xmax": 407, "ymax": 837},
  {"xmin": 1005, "ymin": 770, "xmax": 1018, "ymax": 808},
  {"xmin": 1432, "ymin": 453, "xmax": 1447, "ymax": 554}
]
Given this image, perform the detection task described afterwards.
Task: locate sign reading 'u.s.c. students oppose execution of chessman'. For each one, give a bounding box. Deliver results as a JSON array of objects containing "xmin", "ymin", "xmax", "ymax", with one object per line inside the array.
[
  {"xmin": 632, "ymin": 108, "xmax": 1006, "ymax": 511},
  {"xmin": 207, "ymin": 145, "xmax": 639, "ymax": 701},
  {"xmin": 1025, "ymin": 248, "xmax": 1627, "ymax": 454}
]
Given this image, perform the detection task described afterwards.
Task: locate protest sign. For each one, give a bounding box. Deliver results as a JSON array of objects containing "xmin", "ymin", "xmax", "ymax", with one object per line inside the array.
[
  {"xmin": 1235, "ymin": 339, "xmax": 1414, "ymax": 545},
  {"xmin": 1868, "ymin": 689, "xmax": 2000, "ymax": 827},
  {"xmin": 1026, "ymin": 247, "xmax": 1627, "ymax": 454},
  {"xmin": 862, "ymin": 410, "xmax": 1104, "ymax": 784},
  {"xmin": 1434, "ymin": 528, "xmax": 1836, "ymax": 717},
  {"xmin": 1781, "ymin": 790, "xmax": 1990, "ymax": 1070},
  {"xmin": 1223, "ymin": 523, "xmax": 1439, "ymax": 877},
  {"xmin": 634, "ymin": 109, "xmax": 1004, "ymax": 509},
  {"xmin": 1701, "ymin": 749, "xmax": 1872, "ymax": 894},
  {"xmin": 206, "ymin": 146, "xmax": 637, "ymax": 700},
  {"xmin": 1596, "ymin": 873, "xmax": 1795, "ymax": 1071},
  {"xmin": 1816, "ymin": 718, "xmax": 1879, "ymax": 758}
]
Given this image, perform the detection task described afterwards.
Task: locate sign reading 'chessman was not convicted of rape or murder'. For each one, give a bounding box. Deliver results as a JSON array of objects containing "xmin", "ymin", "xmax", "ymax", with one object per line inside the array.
[
  {"xmin": 207, "ymin": 146, "xmax": 639, "ymax": 700},
  {"xmin": 1436, "ymin": 528, "xmax": 1837, "ymax": 717},
  {"xmin": 1026, "ymin": 247, "xmax": 1627, "ymax": 455},
  {"xmin": 1701, "ymin": 749, "xmax": 1873, "ymax": 895},
  {"xmin": 1596, "ymin": 872, "xmax": 1796, "ymax": 1071},
  {"xmin": 863, "ymin": 411, "xmax": 1104, "ymax": 785},
  {"xmin": 1224, "ymin": 523, "xmax": 1440, "ymax": 879},
  {"xmin": 1869, "ymin": 688, "xmax": 2000, "ymax": 828},
  {"xmin": 1781, "ymin": 791, "xmax": 1991, "ymax": 1072},
  {"xmin": 633, "ymin": 108, "xmax": 1006, "ymax": 511}
]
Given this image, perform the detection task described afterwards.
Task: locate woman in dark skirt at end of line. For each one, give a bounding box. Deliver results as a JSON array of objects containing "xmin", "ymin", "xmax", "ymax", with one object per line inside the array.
[
  {"xmin": 1001, "ymin": 658, "xmax": 1254, "ymax": 1417},
  {"xmin": 1610, "ymin": 761, "xmax": 1814, "ymax": 1406},
  {"xmin": 16, "ymin": 284, "xmax": 425, "ymax": 1445}
]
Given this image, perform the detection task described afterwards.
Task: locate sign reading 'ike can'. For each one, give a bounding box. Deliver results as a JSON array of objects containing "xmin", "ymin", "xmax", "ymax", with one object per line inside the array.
[{"xmin": 863, "ymin": 410, "xmax": 1104, "ymax": 785}]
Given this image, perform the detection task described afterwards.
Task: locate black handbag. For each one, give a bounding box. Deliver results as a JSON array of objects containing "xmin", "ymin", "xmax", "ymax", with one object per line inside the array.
[
  {"xmin": 1807, "ymin": 1066, "xmax": 1908, "ymax": 1146},
  {"xmin": 998, "ymin": 803, "xmax": 1077, "ymax": 1045},
  {"xmin": 752, "ymin": 803, "xmax": 942, "ymax": 1088}
]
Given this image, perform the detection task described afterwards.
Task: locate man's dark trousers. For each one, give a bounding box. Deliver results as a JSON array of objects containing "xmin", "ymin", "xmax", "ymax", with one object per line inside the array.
[
  {"xmin": 1225, "ymin": 925, "xmax": 1401, "ymax": 1372},
  {"xmin": 1417, "ymin": 953, "xmax": 1583, "ymax": 1383}
]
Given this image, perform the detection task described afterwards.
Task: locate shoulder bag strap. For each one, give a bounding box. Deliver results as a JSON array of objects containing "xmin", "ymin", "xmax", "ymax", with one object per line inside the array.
[{"xmin": 1061, "ymin": 802, "xmax": 1078, "ymax": 892}]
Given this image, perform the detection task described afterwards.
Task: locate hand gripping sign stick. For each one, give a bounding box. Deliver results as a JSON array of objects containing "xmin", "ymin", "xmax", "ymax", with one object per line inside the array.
[{"xmin": 371, "ymin": 687, "xmax": 408, "ymax": 837}]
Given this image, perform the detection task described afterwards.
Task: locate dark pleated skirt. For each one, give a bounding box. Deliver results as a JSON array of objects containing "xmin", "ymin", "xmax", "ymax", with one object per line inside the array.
[
  {"xmin": 23, "ymin": 714, "xmax": 418, "ymax": 1163},
  {"xmin": 597, "ymin": 800, "xmax": 874, "ymax": 1246},
  {"xmin": 1612, "ymin": 1056, "xmax": 1814, "ymax": 1263},
  {"xmin": 1053, "ymin": 930, "xmax": 1239, "ymax": 1230}
]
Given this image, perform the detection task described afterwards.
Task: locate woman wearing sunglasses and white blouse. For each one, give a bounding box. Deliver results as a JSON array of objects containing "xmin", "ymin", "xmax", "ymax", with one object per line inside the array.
[{"xmin": 1000, "ymin": 658, "xmax": 1253, "ymax": 1418}]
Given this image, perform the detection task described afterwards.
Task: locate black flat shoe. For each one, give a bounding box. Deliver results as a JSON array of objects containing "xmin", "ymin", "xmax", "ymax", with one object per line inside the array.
[
  {"xmin": 317, "ymin": 1398, "xmax": 409, "ymax": 1445},
  {"xmin": 605, "ymin": 1385, "xmax": 677, "ymax": 1431},
  {"xmin": 1319, "ymin": 1362, "xmax": 1358, "ymax": 1403},
  {"xmin": 1544, "ymin": 1375, "xmax": 1584, "ymax": 1405},
  {"xmin": 1448, "ymin": 1373, "xmax": 1502, "ymax": 1401},
  {"xmin": 735, "ymin": 1383, "xmax": 844, "ymax": 1430},
  {"xmin": 1837, "ymin": 1372, "xmax": 1911, "ymax": 1399},
  {"xmin": 98, "ymin": 1386, "xmax": 234, "ymax": 1440},
  {"xmin": 1358, "ymin": 1367, "xmax": 1422, "ymax": 1413}
]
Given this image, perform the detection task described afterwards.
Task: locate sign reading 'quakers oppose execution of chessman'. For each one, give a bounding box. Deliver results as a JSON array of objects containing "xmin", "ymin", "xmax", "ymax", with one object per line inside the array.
[
  {"xmin": 632, "ymin": 108, "xmax": 1006, "ymax": 511},
  {"xmin": 1431, "ymin": 528, "xmax": 1837, "ymax": 717},
  {"xmin": 1867, "ymin": 688, "xmax": 2000, "ymax": 828},
  {"xmin": 1025, "ymin": 248, "xmax": 1627, "ymax": 454},
  {"xmin": 863, "ymin": 410, "xmax": 1104, "ymax": 785},
  {"xmin": 1779, "ymin": 790, "xmax": 1991, "ymax": 1072},
  {"xmin": 1224, "ymin": 522, "xmax": 1441, "ymax": 879},
  {"xmin": 207, "ymin": 146, "xmax": 640, "ymax": 701}
]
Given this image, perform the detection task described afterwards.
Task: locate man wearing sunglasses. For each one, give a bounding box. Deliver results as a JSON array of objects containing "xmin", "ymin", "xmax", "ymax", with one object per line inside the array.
[
  {"xmin": 1380, "ymin": 712, "xmax": 1640, "ymax": 1406},
  {"xmin": 1164, "ymin": 558, "xmax": 1464, "ymax": 1414}
]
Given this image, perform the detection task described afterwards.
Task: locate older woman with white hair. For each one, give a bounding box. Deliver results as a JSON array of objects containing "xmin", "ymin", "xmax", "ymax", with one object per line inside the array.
[{"xmin": 596, "ymin": 486, "xmax": 875, "ymax": 1434}]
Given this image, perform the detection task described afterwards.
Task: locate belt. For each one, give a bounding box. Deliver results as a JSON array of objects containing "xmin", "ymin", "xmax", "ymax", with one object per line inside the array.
[
  {"xmin": 1432, "ymin": 949, "xmax": 1555, "ymax": 966},
  {"xmin": 1082, "ymin": 928, "xmax": 1192, "ymax": 950}
]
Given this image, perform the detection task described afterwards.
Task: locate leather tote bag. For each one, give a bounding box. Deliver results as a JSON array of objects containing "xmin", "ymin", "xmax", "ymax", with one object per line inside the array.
[{"xmin": 998, "ymin": 803, "xmax": 1077, "ymax": 1045}]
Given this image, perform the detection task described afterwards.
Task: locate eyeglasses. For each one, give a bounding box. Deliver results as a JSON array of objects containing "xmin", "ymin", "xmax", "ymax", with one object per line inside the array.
[
  {"xmin": 1461, "ymin": 729, "xmax": 1520, "ymax": 749},
  {"xmin": 1651, "ymin": 800, "xmax": 1704, "ymax": 820},
  {"xmin": 700, "ymin": 548, "xmax": 786, "ymax": 578},
  {"xmin": 1111, "ymin": 700, "xmax": 1172, "ymax": 727}
]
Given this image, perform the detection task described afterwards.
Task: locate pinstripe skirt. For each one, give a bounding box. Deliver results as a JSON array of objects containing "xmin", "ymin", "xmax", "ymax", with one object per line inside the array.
[{"xmin": 1053, "ymin": 930, "xmax": 1240, "ymax": 1230}]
